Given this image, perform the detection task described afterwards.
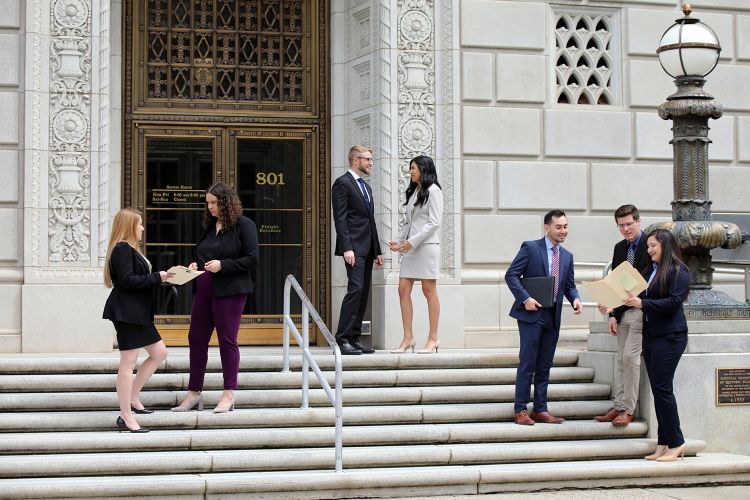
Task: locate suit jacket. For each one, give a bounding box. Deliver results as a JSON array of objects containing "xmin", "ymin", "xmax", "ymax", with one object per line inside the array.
[
  {"xmin": 610, "ymin": 232, "xmax": 653, "ymax": 322},
  {"xmin": 195, "ymin": 215, "xmax": 259, "ymax": 297},
  {"xmin": 332, "ymin": 172, "xmax": 382, "ymax": 258},
  {"xmin": 641, "ymin": 264, "xmax": 690, "ymax": 337},
  {"xmin": 506, "ymin": 237, "xmax": 580, "ymax": 329},
  {"xmin": 397, "ymin": 184, "xmax": 443, "ymax": 248},
  {"xmin": 102, "ymin": 242, "xmax": 162, "ymax": 326}
]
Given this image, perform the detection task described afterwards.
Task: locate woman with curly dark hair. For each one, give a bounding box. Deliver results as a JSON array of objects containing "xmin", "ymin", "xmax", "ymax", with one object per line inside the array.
[{"xmin": 172, "ymin": 182, "xmax": 259, "ymax": 413}]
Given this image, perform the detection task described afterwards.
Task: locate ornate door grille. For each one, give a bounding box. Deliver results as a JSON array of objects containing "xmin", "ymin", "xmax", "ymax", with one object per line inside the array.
[{"xmin": 138, "ymin": 0, "xmax": 313, "ymax": 112}]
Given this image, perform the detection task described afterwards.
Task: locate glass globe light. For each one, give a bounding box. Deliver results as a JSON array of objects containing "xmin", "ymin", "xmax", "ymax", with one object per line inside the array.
[{"xmin": 656, "ymin": 4, "xmax": 720, "ymax": 78}]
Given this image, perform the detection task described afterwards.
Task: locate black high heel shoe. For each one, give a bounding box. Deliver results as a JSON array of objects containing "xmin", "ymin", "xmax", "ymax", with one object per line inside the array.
[
  {"xmin": 130, "ymin": 405, "xmax": 154, "ymax": 415},
  {"xmin": 116, "ymin": 416, "xmax": 150, "ymax": 433}
]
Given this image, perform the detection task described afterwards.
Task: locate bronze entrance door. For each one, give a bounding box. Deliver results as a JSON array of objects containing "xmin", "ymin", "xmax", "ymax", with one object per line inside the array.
[{"xmin": 124, "ymin": 1, "xmax": 329, "ymax": 345}]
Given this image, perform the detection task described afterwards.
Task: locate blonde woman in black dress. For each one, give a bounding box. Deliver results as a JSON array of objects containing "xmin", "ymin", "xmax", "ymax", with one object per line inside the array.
[
  {"xmin": 103, "ymin": 208, "xmax": 173, "ymax": 433},
  {"xmin": 389, "ymin": 156, "xmax": 444, "ymax": 354}
]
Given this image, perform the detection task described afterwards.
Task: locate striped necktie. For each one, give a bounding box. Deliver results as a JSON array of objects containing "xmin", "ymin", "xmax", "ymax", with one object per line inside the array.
[{"xmin": 551, "ymin": 245, "xmax": 560, "ymax": 298}]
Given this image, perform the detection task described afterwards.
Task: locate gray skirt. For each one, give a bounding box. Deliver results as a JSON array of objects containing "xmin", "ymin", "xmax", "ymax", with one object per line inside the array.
[{"xmin": 399, "ymin": 242, "xmax": 440, "ymax": 280}]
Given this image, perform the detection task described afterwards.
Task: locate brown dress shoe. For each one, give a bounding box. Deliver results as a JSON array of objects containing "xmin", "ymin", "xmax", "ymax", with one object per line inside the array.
[
  {"xmin": 594, "ymin": 407, "xmax": 620, "ymax": 422},
  {"xmin": 514, "ymin": 409, "xmax": 535, "ymax": 426},
  {"xmin": 530, "ymin": 411, "xmax": 565, "ymax": 424},
  {"xmin": 612, "ymin": 412, "xmax": 634, "ymax": 427}
]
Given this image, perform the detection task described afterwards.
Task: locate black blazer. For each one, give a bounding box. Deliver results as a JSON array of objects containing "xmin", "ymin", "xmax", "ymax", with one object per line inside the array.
[
  {"xmin": 102, "ymin": 242, "xmax": 162, "ymax": 326},
  {"xmin": 641, "ymin": 264, "xmax": 690, "ymax": 337},
  {"xmin": 610, "ymin": 232, "xmax": 652, "ymax": 322},
  {"xmin": 332, "ymin": 172, "xmax": 382, "ymax": 258},
  {"xmin": 195, "ymin": 216, "xmax": 259, "ymax": 297}
]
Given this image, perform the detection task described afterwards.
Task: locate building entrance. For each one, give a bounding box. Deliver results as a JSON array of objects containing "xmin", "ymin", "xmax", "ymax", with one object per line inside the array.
[{"xmin": 124, "ymin": 1, "xmax": 329, "ymax": 345}]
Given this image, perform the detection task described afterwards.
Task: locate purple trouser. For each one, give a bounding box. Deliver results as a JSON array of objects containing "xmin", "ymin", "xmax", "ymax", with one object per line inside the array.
[{"xmin": 188, "ymin": 272, "xmax": 247, "ymax": 391}]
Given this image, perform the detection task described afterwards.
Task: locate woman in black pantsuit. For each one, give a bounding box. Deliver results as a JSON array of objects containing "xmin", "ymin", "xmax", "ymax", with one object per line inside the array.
[
  {"xmin": 103, "ymin": 208, "xmax": 173, "ymax": 433},
  {"xmin": 623, "ymin": 229, "xmax": 690, "ymax": 462}
]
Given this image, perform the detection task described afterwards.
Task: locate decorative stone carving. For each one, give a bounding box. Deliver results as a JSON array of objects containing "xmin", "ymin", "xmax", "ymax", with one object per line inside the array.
[{"xmin": 48, "ymin": 0, "xmax": 92, "ymax": 263}]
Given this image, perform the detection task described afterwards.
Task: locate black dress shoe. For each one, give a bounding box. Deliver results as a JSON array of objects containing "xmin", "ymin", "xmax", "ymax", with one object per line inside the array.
[
  {"xmin": 337, "ymin": 341, "xmax": 362, "ymax": 355},
  {"xmin": 116, "ymin": 416, "xmax": 150, "ymax": 433},
  {"xmin": 352, "ymin": 341, "xmax": 374, "ymax": 354},
  {"xmin": 131, "ymin": 405, "xmax": 154, "ymax": 415}
]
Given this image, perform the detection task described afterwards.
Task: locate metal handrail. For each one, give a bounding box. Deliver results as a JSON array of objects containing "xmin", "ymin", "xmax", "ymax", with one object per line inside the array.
[{"xmin": 282, "ymin": 275, "xmax": 343, "ymax": 472}]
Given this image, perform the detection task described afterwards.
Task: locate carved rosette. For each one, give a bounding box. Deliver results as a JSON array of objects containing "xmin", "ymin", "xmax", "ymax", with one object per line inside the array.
[
  {"xmin": 397, "ymin": 0, "xmax": 436, "ymax": 244},
  {"xmin": 48, "ymin": 0, "xmax": 92, "ymax": 262}
]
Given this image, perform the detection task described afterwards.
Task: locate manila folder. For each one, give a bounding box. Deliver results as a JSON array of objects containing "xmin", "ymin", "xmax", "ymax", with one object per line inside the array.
[
  {"xmin": 582, "ymin": 261, "xmax": 648, "ymax": 309},
  {"xmin": 166, "ymin": 265, "xmax": 204, "ymax": 286}
]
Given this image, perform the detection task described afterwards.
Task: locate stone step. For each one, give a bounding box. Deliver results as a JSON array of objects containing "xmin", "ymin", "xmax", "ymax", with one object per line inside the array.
[
  {"xmin": 0, "ymin": 438, "xmax": 705, "ymax": 478},
  {"xmin": 0, "ymin": 420, "xmax": 648, "ymax": 454},
  {"xmin": 0, "ymin": 401, "xmax": 615, "ymax": 432},
  {"xmin": 1, "ymin": 452, "xmax": 747, "ymax": 499},
  {"xmin": 0, "ymin": 350, "xmax": 580, "ymax": 374},
  {"xmin": 0, "ymin": 366, "xmax": 594, "ymax": 392},
  {"xmin": 0, "ymin": 383, "xmax": 612, "ymax": 411}
]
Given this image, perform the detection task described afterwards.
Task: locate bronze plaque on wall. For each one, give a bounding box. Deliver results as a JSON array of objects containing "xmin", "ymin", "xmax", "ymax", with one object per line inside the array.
[{"xmin": 716, "ymin": 368, "xmax": 750, "ymax": 405}]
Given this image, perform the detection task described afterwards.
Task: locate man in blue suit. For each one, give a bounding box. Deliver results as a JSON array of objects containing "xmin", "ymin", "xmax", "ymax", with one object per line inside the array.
[{"xmin": 506, "ymin": 210, "xmax": 582, "ymax": 425}]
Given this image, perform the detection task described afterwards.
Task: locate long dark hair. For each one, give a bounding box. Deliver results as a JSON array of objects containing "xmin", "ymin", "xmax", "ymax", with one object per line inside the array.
[
  {"xmin": 404, "ymin": 155, "xmax": 442, "ymax": 208},
  {"xmin": 203, "ymin": 182, "xmax": 243, "ymax": 231},
  {"xmin": 648, "ymin": 229, "xmax": 688, "ymax": 298}
]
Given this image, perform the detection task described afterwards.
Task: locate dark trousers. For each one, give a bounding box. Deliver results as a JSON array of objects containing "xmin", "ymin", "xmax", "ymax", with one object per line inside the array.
[
  {"xmin": 514, "ymin": 308, "xmax": 558, "ymax": 413},
  {"xmin": 335, "ymin": 254, "xmax": 374, "ymax": 343},
  {"xmin": 188, "ymin": 272, "xmax": 247, "ymax": 391},
  {"xmin": 642, "ymin": 330, "xmax": 687, "ymax": 448}
]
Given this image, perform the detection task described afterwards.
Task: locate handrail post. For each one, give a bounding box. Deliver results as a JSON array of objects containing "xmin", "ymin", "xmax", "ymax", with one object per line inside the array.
[
  {"xmin": 334, "ymin": 348, "xmax": 343, "ymax": 472},
  {"xmin": 282, "ymin": 279, "xmax": 291, "ymax": 373},
  {"xmin": 745, "ymin": 265, "xmax": 750, "ymax": 304},
  {"xmin": 301, "ymin": 302, "xmax": 309, "ymax": 410}
]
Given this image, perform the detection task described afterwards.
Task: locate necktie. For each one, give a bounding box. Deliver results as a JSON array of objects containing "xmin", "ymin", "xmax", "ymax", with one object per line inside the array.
[
  {"xmin": 357, "ymin": 178, "xmax": 371, "ymax": 212},
  {"xmin": 551, "ymin": 245, "xmax": 560, "ymax": 298},
  {"xmin": 627, "ymin": 242, "xmax": 635, "ymax": 265}
]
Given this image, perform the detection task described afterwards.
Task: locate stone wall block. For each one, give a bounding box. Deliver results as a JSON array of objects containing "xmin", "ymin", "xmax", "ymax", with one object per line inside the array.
[
  {"xmin": 0, "ymin": 92, "xmax": 18, "ymax": 144},
  {"xmin": 564, "ymin": 216, "xmax": 622, "ymax": 263},
  {"xmin": 635, "ymin": 112, "xmax": 672, "ymax": 160},
  {"xmin": 462, "ymin": 107, "xmax": 540, "ymax": 156},
  {"xmin": 739, "ymin": 15, "xmax": 750, "ymax": 60},
  {"xmin": 495, "ymin": 54, "xmax": 546, "ymax": 103},
  {"xmin": 544, "ymin": 109, "xmax": 632, "ymax": 158},
  {"xmin": 626, "ymin": 9, "xmax": 734, "ymax": 59},
  {"xmin": 461, "ymin": 1, "xmax": 546, "ymax": 50},
  {"xmin": 0, "ymin": 150, "xmax": 19, "ymax": 202},
  {"xmin": 498, "ymin": 162, "xmax": 587, "ymax": 210},
  {"xmin": 464, "ymin": 214, "xmax": 541, "ymax": 264},
  {"xmin": 710, "ymin": 166, "xmax": 750, "ymax": 212},
  {"xmin": 705, "ymin": 65, "xmax": 750, "ymax": 112},
  {"xmin": 0, "ymin": 34, "xmax": 20, "ymax": 86},
  {"xmin": 628, "ymin": 60, "xmax": 675, "ymax": 108},
  {"xmin": 590, "ymin": 163, "xmax": 673, "ymax": 211},
  {"xmin": 464, "ymin": 285, "xmax": 500, "ymax": 329},
  {"xmin": 0, "ymin": 209, "xmax": 18, "ymax": 260},
  {"xmin": 0, "ymin": 0, "xmax": 20, "ymax": 28},
  {"xmin": 739, "ymin": 116, "xmax": 750, "ymax": 162},
  {"xmin": 462, "ymin": 160, "xmax": 494, "ymax": 209},
  {"xmin": 461, "ymin": 52, "xmax": 493, "ymax": 101}
]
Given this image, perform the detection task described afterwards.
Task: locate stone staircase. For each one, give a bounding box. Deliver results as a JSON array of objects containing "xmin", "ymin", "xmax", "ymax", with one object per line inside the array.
[{"xmin": 0, "ymin": 348, "xmax": 748, "ymax": 499}]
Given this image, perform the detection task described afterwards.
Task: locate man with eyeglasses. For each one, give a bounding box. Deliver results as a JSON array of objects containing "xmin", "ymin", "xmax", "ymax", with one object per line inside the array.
[
  {"xmin": 331, "ymin": 145, "xmax": 384, "ymax": 355},
  {"xmin": 595, "ymin": 204, "xmax": 652, "ymax": 426}
]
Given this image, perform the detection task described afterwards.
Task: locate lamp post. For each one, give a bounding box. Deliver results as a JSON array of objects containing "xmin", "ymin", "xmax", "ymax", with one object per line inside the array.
[{"xmin": 652, "ymin": 3, "xmax": 746, "ymax": 318}]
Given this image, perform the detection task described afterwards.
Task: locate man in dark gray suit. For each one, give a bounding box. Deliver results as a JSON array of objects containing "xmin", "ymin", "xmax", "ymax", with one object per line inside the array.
[{"xmin": 332, "ymin": 145, "xmax": 384, "ymax": 355}]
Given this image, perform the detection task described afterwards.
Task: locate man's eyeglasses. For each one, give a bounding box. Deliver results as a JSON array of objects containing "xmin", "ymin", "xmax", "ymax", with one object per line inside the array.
[
  {"xmin": 355, "ymin": 156, "xmax": 374, "ymax": 163},
  {"xmin": 617, "ymin": 221, "xmax": 637, "ymax": 230}
]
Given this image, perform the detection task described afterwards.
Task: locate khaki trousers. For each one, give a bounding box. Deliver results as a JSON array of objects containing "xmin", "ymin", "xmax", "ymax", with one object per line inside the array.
[{"xmin": 613, "ymin": 307, "xmax": 643, "ymax": 414}]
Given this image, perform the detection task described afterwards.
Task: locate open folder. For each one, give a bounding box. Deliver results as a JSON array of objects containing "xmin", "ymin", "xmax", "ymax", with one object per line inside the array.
[
  {"xmin": 165, "ymin": 265, "xmax": 204, "ymax": 286},
  {"xmin": 582, "ymin": 261, "xmax": 649, "ymax": 309}
]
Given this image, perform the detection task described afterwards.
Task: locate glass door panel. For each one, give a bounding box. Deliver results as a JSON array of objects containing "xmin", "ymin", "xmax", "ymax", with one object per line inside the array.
[
  {"xmin": 144, "ymin": 138, "xmax": 213, "ymax": 315},
  {"xmin": 236, "ymin": 139, "xmax": 304, "ymax": 317}
]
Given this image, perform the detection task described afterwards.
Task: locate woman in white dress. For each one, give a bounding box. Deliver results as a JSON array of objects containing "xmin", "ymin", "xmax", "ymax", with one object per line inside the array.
[{"xmin": 389, "ymin": 156, "xmax": 444, "ymax": 354}]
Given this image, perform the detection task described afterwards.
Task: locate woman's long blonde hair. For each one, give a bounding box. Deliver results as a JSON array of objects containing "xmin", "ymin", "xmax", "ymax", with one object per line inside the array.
[{"xmin": 104, "ymin": 208, "xmax": 143, "ymax": 288}]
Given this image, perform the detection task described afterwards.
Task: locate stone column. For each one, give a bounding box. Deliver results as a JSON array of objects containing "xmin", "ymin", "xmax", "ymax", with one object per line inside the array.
[
  {"xmin": 21, "ymin": 0, "xmax": 112, "ymax": 352},
  {"xmin": 331, "ymin": 0, "xmax": 462, "ymax": 349}
]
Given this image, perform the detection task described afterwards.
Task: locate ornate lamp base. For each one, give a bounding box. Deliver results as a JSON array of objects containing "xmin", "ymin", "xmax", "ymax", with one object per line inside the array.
[{"xmin": 685, "ymin": 290, "xmax": 750, "ymax": 320}]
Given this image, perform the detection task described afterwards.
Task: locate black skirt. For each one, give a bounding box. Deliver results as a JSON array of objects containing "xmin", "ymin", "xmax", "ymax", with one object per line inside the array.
[{"xmin": 112, "ymin": 321, "xmax": 162, "ymax": 351}]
